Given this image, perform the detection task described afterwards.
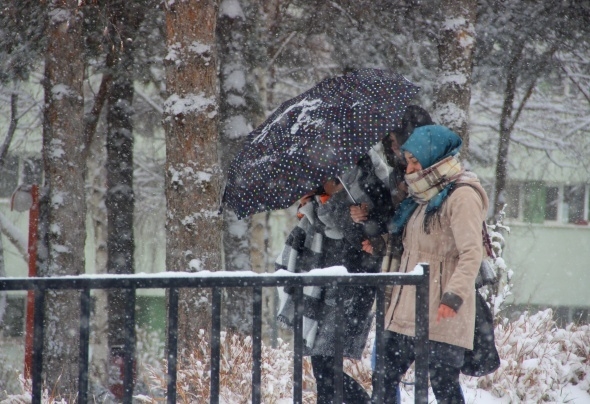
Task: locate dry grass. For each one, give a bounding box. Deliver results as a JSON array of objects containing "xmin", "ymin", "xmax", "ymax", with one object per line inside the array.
[
  {"xmin": 145, "ymin": 323, "xmax": 396, "ymax": 403},
  {"xmin": 146, "ymin": 330, "xmax": 319, "ymax": 403}
]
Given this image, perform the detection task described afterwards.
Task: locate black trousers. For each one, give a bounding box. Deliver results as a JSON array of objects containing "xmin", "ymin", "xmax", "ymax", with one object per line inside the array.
[
  {"xmin": 311, "ymin": 355, "xmax": 370, "ymax": 404},
  {"xmin": 371, "ymin": 331, "xmax": 465, "ymax": 404}
]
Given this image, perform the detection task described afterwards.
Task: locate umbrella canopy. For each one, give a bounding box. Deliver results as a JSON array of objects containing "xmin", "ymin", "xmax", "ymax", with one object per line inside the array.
[{"xmin": 223, "ymin": 68, "xmax": 420, "ymax": 219}]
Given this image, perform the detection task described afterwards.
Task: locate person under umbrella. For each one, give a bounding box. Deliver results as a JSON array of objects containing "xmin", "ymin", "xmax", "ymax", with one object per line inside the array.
[
  {"xmin": 347, "ymin": 105, "xmax": 434, "ymax": 258},
  {"xmin": 334, "ymin": 105, "xmax": 433, "ymax": 403},
  {"xmin": 276, "ymin": 177, "xmax": 379, "ymax": 404},
  {"xmin": 222, "ymin": 69, "xmax": 420, "ymax": 220},
  {"xmin": 369, "ymin": 125, "xmax": 489, "ymax": 404}
]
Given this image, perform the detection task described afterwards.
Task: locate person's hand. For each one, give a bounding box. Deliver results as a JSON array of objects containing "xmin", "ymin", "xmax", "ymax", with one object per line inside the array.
[
  {"xmin": 436, "ymin": 304, "xmax": 456, "ymax": 322},
  {"xmin": 298, "ymin": 192, "xmax": 314, "ymax": 207},
  {"xmin": 350, "ymin": 203, "xmax": 369, "ymax": 223},
  {"xmin": 361, "ymin": 239, "xmax": 373, "ymax": 254}
]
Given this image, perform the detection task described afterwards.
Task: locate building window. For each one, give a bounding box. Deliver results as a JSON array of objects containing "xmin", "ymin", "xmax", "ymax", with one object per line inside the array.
[
  {"xmin": 523, "ymin": 181, "xmax": 547, "ymax": 223},
  {"xmin": 516, "ymin": 182, "xmax": 588, "ymax": 225},
  {"xmin": 504, "ymin": 183, "xmax": 521, "ymax": 219},
  {"xmin": 544, "ymin": 186, "xmax": 559, "ymax": 221},
  {"xmin": 564, "ymin": 185, "xmax": 586, "ymax": 224}
]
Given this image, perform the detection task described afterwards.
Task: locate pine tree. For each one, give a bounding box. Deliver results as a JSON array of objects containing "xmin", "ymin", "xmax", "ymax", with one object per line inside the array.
[
  {"xmin": 41, "ymin": 0, "xmax": 86, "ymax": 395},
  {"xmin": 164, "ymin": 0, "xmax": 223, "ymax": 360},
  {"xmin": 217, "ymin": 0, "xmax": 262, "ymax": 334}
]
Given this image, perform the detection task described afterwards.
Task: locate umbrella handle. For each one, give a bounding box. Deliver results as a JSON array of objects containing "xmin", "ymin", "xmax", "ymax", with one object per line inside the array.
[
  {"xmin": 337, "ymin": 176, "xmax": 369, "ymax": 229},
  {"xmin": 337, "ymin": 175, "xmax": 358, "ymax": 205}
]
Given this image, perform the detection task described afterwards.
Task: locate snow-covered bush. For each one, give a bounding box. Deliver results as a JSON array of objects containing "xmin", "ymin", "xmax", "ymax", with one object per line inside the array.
[
  {"xmin": 481, "ymin": 206, "xmax": 514, "ymax": 318},
  {"xmin": 146, "ymin": 330, "xmax": 317, "ymax": 403},
  {"xmin": 0, "ymin": 375, "xmax": 69, "ymax": 404},
  {"xmin": 463, "ymin": 309, "xmax": 590, "ymax": 402},
  {"xmin": 132, "ymin": 326, "xmax": 166, "ymax": 400},
  {"xmin": 0, "ymin": 348, "xmax": 20, "ymax": 397},
  {"xmin": 3, "ymin": 311, "xmax": 588, "ymax": 403}
]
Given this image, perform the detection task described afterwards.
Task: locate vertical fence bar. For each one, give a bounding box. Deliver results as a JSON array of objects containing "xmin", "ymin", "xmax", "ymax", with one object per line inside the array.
[
  {"xmin": 252, "ymin": 287, "xmax": 262, "ymax": 404},
  {"xmin": 78, "ymin": 287, "xmax": 91, "ymax": 403},
  {"xmin": 31, "ymin": 287, "xmax": 45, "ymax": 404},
  {"xmin": 414, "ymin": 264, "xmax": 430, "ymax": 404},
  {"xmin": 292, "ymin": 286, "xmax": 303, "ymax": 404},
  {"xmin": 271, "ymin": 287, "xmax": 279, "ymax": 348},
  {"xmin": 167, "ymin": 287, "xmax": 179, "ymax": 404},
  {"xmin": 373, "ymin": 284, "xmax": 386, "ymax": 403},
  {"xmin": 333, "ymin": 286, "xmax": 344, "ymax": 404},
  {"xmin": 210, "ymin": 287, "xmax": 222, "ymax": 404},
  {"xmin": 123, "ymin": 287, "xmax": 136, "ymax": 404}
]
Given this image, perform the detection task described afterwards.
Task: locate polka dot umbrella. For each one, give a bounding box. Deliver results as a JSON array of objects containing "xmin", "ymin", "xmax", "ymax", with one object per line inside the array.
[{"xmin": 222, "ymin": 68, "xmax": 420, "ymax": 219}]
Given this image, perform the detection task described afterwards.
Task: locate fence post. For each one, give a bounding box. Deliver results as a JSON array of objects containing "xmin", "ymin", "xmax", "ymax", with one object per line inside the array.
[
  {"xmin": 210, "ymin": 287, "xmax": 222, "ymax": 404},
  {"xmin": 252, "ymin": 287, "xmax": 262, "ymax": 404},
  {"xmin": 167, "ymin": 287, "xmax": 179, "ymax": 404},
  {"xmin": 293, "ymin": 286, "xmax": 303, "ymax": 404},
  {"xmin": 333, "ymin": 286, "xmax": 344, "ymax": 404},
  {"xmin": 414, "ymin": 264, "xmax": 430, "ymax": 404},
  {"xmin": 31, "ymin": 287, "xmax": 45, "ymax": 404},
  {"xmin": 373, "ymin": 285, "xmax": 386, "ymax": 403},
  {"xmin": 79, "ymin": 287, "xmax": 91, "ymax": 403},
  {"xmin": 123, "ymin": 287, "xmax": 136, "ymax": 404}
]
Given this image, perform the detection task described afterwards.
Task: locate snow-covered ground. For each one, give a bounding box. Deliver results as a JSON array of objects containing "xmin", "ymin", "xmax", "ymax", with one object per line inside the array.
[{"xmin": 397, "ymin": 384, "xmax": 590, "ymax": 403}]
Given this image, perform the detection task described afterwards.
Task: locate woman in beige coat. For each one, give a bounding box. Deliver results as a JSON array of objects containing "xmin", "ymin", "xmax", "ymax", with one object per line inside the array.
[{"xmin": 371, "ymin": 125, "xmax": 489, "ymax": 404}]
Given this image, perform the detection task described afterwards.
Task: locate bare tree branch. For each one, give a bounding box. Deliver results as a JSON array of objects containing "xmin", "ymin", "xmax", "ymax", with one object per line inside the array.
[
  {"xmin": 83, "ymin": 72, "xmax": 112, "ymax": 161},
  {"xmin": 508, "ymin": 46, "xmax": 557, "ymax": 133},
  {"xmin": 267, "ymin": 31, "xmax": 297, "ymax": 69},
  {"xmin": 0, "ymin": 212, "xmax": 28, "ymax": 262},
  {"xmin": 134, "ymin": 86, "xmax": 164, "ymax": 114},
  {"xmin": 507, "ymin": 79, "xmax": 537, "ymax": 134},
  {"xmin": 560, "ymin": 64, "xmax": 590, "ymax": 106},
  {"xmin": 0, "ymin": 93, "xmax": 19, "ymax": 168}
]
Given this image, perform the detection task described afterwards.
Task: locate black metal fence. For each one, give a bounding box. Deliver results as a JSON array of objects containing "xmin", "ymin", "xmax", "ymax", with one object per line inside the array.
[{"xmin": 0, "ymin": 265, "xmax": 430, "ymax": 404}]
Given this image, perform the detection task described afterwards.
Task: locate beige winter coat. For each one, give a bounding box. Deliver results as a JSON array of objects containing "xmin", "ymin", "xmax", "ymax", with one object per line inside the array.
[{"xmin": 384, "ymin": 175, "xmax": 489, "ymax": 350}]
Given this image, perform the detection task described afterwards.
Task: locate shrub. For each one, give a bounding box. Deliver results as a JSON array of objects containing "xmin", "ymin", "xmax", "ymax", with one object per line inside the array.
[
  {"xmin": 146, "ymin": 330, "xmax": 318, "ymax": 403},
  {"xmin": 462, "ymin": 309, "xmax": 590, "ymax": 402}
]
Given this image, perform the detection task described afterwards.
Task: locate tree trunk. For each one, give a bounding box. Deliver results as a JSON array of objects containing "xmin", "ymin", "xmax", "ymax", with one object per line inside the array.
[
  {"xmin": 82, "ymin": 34, "xmax": 112, "ymax": 388},
  {"xmin": 251, "ymin": 0, "xmax": 287, "ymax": 346},
  {"xmin": 217, "ymin": 0, "xmax": 258, "ymax": 334},
  {"xmin": 492, "ymin": 42, "xmax": 554, "ymax": 217},
  {"xmin": 164, "ymin": 0, "xmax": 222, "ymax": 357},
  {"xmin": 492, "ymin": 45, "xmax": 522, "ymax": 218},
  {"xmin": 0, "ymin": 236, "xmax": 6, "ymax": 327},
  {"xmin": 87, "ymin": 118, "xmax": 110, "ymax": 389},
  {"xmin": 104, "ymin": 3, "xmax": 143, "ymax": 394},
  {"xmin": 433, "ymin": 0, "xmax": 477, "ymax": 152},
  {"xmin": 41, "ymin": 0, "xmax": 85, "ymax": 395}
]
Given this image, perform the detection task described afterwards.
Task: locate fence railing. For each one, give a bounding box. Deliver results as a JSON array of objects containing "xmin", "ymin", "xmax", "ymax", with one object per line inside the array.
[{"xmin": 0, "ymin": 264, "xmax": 430, "ymax": 404}]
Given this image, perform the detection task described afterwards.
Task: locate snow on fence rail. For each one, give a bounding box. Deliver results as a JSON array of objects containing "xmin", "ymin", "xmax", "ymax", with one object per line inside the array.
[{"xmin": 0, "ymin": 264, "xmax": 430, "ymax": 404}]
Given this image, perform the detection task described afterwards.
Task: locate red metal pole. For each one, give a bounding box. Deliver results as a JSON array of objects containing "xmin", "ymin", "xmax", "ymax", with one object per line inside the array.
[{"xmin": 24, "ymin": 184, "xmax": 39, "ymax": 380}]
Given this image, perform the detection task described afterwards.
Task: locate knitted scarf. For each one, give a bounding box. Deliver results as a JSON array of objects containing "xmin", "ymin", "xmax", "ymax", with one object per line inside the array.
[
  {"xmin": 275, "ymin": 193, "xmax": 349, "ymax": 350},
  {"xmin": 390, "ymin": 155, "xmax": 465, "ymax": 235},
  {"xmin": 275, "ymin": 199, "xmax": 325, "ymax": 349}
]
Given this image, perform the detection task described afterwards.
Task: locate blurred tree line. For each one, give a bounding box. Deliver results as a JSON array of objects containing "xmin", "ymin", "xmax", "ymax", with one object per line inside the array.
[{"xmin": 0, "ymin": 0, "xmax": 589, "ymax": 397}]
